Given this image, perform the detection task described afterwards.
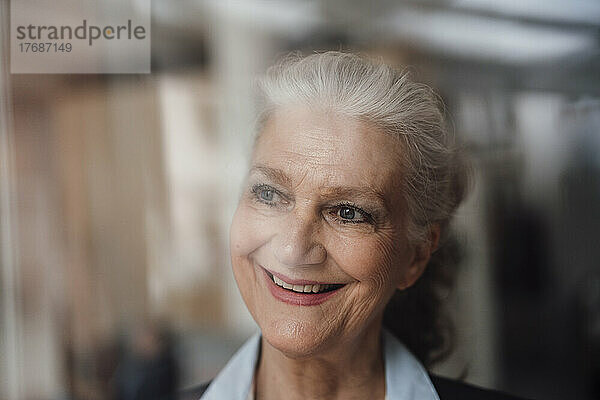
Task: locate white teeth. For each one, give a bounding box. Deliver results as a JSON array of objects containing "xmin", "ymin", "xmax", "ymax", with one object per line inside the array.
[
  {"xmin": 292, "ymin": 285, "xmax": 304, "ymax": 292},
  {"xmin": 271, "ymin": 274, "xmax": 331, "ymax": 294}
]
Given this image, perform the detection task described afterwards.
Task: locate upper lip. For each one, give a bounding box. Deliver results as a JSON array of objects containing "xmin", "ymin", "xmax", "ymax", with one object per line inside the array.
[{"xmin": 259, "ymin": 264, "xmax": 344, "ymax": 286}]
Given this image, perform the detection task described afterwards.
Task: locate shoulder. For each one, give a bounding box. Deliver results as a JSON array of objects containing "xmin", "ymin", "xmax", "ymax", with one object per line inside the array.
[
  {"xmin": 429, "ymin": 374, "xmax": 532, "ymax": 400},
  {"xmin": 182, "ymin": 377, "xmax": 532, "ymax": 400},
  {"xmin": 178, "ymin": 381, "xmax": 210, "ymax": 400},
  {"xmin": 180, "ymin": 333, "xmax": 260, "ymax": 399}
]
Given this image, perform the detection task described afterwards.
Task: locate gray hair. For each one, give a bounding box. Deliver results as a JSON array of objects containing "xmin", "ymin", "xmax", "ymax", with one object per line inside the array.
[
  {"xmin": 253, "ymin": 51, "xmax": 469, "ymax": 365},
  {"xmin": 254, "ymin": 51, "xmax": 468, "ymax": 245}
]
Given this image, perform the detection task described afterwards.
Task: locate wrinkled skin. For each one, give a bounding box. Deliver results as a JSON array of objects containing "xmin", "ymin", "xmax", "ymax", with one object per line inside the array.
[{"xmin": 229, "ymin": 105, "xmax": 437, "ymax": 399}]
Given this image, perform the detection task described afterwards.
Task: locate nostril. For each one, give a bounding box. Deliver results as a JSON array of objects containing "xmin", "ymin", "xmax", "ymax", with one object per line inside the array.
[
  {"xmin": 271, "ymin": 215, "xmax": 327, "ymax": 266},
  {"xmin": 274, "ymin": 242, "xmax": 327, "ymax": 267}
]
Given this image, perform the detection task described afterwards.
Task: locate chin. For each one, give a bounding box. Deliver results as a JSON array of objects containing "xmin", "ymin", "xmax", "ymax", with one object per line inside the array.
[{"xmin": 261, "ymin": 317, "xmax": 336, "ymax": 359}]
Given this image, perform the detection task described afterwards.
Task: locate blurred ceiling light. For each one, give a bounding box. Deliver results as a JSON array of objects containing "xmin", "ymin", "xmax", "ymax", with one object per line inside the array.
[
  {"xmin": 201, "ymin": 0, "xmax": 322, "ymax": 37},
  {"xmin": 454, "ymin": 0, "xmax": 600, "ymax": 27},
  {"xmin": 152, "ymin": 0, "xmax": 596, "ymax": 67},
  {"xmin": 383, "ymin": 9, "xmax": 595, "ymax": 65}
]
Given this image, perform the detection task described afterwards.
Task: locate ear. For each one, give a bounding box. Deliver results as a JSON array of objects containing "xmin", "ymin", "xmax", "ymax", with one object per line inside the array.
[{"xmin": 397, "ymin": 224, "xmax": 441, "ymax": 290}]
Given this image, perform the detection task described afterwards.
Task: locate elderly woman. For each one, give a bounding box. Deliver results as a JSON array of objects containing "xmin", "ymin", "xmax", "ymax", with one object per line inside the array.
[{"xmin": 185, "ymin": 51, "xmax": 526, "ymax": 400}]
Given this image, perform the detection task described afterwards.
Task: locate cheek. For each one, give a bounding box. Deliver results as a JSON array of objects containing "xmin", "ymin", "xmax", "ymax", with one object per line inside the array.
[
  {"xmin": 229, "ymin": 203, "xmax": 271, "ymax": 320},
  {"xmin": 332, "ymin": 230, "xmax": 407, "ymax": 288},
  {"xmin": 230, "ymin": 202, "xmax": 271, "ymax": 258}
]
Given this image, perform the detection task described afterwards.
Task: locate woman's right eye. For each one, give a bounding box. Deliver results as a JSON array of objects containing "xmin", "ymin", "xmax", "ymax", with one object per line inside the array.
[
  {"xmin": 259, "ymin": 188, "xmax": 275, "ymax": 202},
  {"xmin": 251, "ymin": 184, "xmax": 284, "ymax": 206}
]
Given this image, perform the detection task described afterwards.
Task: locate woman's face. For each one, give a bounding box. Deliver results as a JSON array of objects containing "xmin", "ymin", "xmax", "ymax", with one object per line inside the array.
[{"xmin": 230, "ymin": 105, "xmax": 424, "ymax": 357}]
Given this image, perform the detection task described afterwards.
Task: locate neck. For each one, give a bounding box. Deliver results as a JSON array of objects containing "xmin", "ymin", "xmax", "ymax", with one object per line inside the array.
[{"xmin": 255, "ymin": 321, "xmax": 386, "ymax": 400}]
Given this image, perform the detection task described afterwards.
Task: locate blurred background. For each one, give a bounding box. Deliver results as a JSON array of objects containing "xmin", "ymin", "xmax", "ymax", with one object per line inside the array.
[{"xmin": 1, "ymin": 0, "xmax": 600, "ymax": 399}]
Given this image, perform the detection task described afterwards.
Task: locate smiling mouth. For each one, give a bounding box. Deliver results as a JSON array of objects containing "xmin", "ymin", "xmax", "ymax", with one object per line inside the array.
[{"xmin": 265, "ymin": 270, "xmax": 345, "ymax": 294}]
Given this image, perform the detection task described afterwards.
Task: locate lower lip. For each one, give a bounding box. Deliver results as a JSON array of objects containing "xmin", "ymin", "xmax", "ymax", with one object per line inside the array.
[{"xmin": 261, "ymin": 268, "xmax": 343, "ymax": 306}]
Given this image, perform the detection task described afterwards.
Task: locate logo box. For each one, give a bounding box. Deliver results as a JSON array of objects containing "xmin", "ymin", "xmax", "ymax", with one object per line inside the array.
[{"xmin": 11, "ymin": 0, "xmax": 150, "ymax": 74}]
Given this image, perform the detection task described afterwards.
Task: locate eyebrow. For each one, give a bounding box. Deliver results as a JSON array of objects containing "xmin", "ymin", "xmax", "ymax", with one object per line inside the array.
[
  {"xmin": 320, "ymin": 186, "xmax": 387, "ymax": 204},
  {"xmin": 249, "ymin": 165, "xmax": 292, "ymax": 186},
  {"xmin": 249, "ymin": 164, "xmax": 389, "ymax": 209}
]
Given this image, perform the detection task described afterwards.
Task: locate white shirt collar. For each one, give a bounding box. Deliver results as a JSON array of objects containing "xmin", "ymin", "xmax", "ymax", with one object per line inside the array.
[{"xmin": 200, "ymin": 328, "xmax": 440, "ymax": 400}]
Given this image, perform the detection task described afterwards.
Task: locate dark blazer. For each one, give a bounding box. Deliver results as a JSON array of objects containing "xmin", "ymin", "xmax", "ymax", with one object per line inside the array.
[{"xmin": 179, "ymin": 374, "xmax": 531, "ymax": 400}]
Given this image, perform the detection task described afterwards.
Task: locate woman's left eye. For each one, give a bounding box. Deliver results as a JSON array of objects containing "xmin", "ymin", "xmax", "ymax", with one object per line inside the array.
[
  {"xmin": 332, "ymin": 205, "xmax": 370, "ymax": 224},
  {"xmin": 339, "ymin": 206, "xmax": 356, "ymax": 220}
]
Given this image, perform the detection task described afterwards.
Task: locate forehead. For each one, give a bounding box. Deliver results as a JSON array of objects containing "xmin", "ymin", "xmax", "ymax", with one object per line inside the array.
[{"xmin": 252, "ymin": 105, "xmax": 406, "ymax": 196}]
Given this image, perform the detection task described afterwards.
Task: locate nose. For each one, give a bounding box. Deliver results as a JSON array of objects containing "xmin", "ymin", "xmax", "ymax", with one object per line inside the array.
[{"xmin": 271, "ymin": 209, "xmax": 327, "ymax": 267}]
